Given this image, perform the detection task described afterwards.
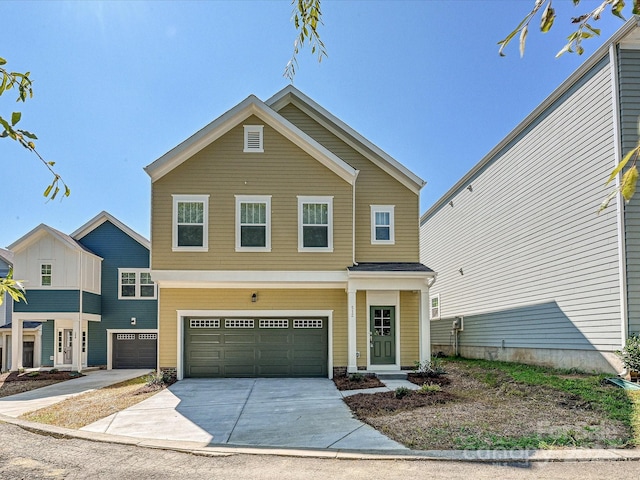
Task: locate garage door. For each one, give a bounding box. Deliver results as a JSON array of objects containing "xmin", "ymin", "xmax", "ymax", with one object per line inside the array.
[
  {"xmin": 184, "ymin": 317, "xmax": 328, "ymax": 378},
  {"xmin": 113, "ymin": 333, "xmax": 157, "ymax": 369}
]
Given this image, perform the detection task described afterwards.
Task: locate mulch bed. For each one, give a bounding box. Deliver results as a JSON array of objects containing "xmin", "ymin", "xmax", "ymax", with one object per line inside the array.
[
  {"xmin": 344, "ymin": 390, "xmax": 455, "ymax": 416},
  {"xmin": 333, "ymin": 374, "xmax": 385, "ymax": 391},
  {"xmin": 2, "ymin": 371, "xmax": 83, "ymax": 382}
]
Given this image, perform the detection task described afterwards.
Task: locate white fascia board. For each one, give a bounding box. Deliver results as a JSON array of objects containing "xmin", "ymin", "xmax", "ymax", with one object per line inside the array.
[
  {"xmin": 151, "ymin": 269, "xmax": 348, "ymax": 288},
  {"xmin": 421, "ymin": 17, "xmax": 640, "ymax": 225},
  {"xmin": 267, "ymin": 86, "xmax": 426, "ymax": 194},
  {"xmin": 347, "ymin": 270, "xmax": 436, "ymax": 280},
  {"xmin": 72, "ymin": 211, "xmax": 150, "ymax": 250},
  {"xmin": 12, "ymin": 312, "xmax": 81, "ymax": 321},
  {"xmin": 348, "ymin": 276, "xmax": 433, "ymax": 292},
  {"xmin": 144, "ymin": 95, "xmax": 357, "ymax": 185}
]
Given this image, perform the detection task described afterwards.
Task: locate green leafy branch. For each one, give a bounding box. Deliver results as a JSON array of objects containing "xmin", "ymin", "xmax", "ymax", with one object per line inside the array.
[
  {"xmin": 599, "ymin": 139, "xmax": 640, "ymax": 212},
  {"xmin": 499, "ymin": 0, "xmax": 639, "ymax": 58},
  {"xmin": 0, "ymin": 268, "xmax": 26, "ymax": 306},
  {"xmin": 0, "ymin": 56, "xmax": 70, "ymax": 200},
  {"xmin": 284, "ymin": 0, "xmax": 327, "ymax": 82}
]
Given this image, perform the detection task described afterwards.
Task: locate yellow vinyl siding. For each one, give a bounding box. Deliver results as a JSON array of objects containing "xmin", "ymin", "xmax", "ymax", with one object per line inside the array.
[
  {"xmin": 152, "ymin": 116, "xmax": 353, "ymax": 271},
  {"xmin": 400, "ymin": 291, "xmax": 420, "ymax": 366},
  {"xmin": 158, "ymin": 287, "xmax": 347, "ymax": 369},
  {"xmin": 278, "ymin": 104, "xmax": 419, "ymax": 262}
]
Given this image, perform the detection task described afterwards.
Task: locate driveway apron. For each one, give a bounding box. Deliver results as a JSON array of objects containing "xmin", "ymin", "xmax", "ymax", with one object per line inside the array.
[{"xmin": 82, "ymin": 378, "xmax": 407, "ymax": 451}]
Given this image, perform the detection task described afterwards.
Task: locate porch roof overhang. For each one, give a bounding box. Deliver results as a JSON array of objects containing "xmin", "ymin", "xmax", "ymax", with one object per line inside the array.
[
  {"xmin": 347, "ymin": 262, "xmax": 436, "ymax": 291},
  {"xmin": 10, "ymin": 312, "xmax": 102, "ymax": 322}
]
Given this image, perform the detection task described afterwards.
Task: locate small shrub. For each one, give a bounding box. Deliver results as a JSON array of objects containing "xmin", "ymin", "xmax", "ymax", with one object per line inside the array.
[
  {"xmin": 395, "ymin": 386, "xmax": 411, "ymax": 399},
  {"xmin": 27, "ymin": 371, "xmax": 40, "ymax": 377},
  {"xmin": 145, "ymin": 370, "xmax": 175, "ymax": 387},
  {"xmin": 617, "ymin": 334, "xmax": 640, "ymax": 373},
  {"xmin": 417, "ymin": 383, "xmax": 442, "ymax": 394},
  {"xmin": 48, "ymin": 368, "xmax": 59, "ymax": 374},
  {"xmin": 348, "ymin": 373, "xmax": 364, "ymax": 382},
  {"xmin": 413, "ymin": 356, "xmax": 447, "ymax": 377}
]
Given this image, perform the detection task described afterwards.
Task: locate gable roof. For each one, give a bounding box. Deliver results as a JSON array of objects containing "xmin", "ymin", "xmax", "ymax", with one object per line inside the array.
[
  {"xmin": 71, "ymin": 211, "xmax": 150, "ymax": 250},
  {"xmin": 8, "ymin": 224, "xmax": 102, "ymax": 260},
  {"xmin": 266, "ymin": 86, "xmax": 426, "ymax": 194},
  {"xmin": 0, "ymin": 248, "xmax": 13, "ymax": 266},
  {"xmin": 144, "ymin": 94, "xmax": 359, "ymax": 185},
  {"xmin": 420, "ymin": 17, "xmax": 640, "ymax": 224}
]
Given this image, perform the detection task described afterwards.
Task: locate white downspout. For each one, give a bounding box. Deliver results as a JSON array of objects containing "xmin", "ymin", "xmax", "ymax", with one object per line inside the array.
[{"xmin": 352, "ymin": 170, "xmax": 360, "ymax": 266}]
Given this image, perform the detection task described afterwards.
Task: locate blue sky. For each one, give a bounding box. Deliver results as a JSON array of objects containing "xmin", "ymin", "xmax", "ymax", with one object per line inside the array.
[{"xmin": 0, "ymin": 0, "xmax": 626, "ymax": 247}]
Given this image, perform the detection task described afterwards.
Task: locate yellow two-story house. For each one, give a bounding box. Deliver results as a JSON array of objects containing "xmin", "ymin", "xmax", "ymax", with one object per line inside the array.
[{"xmin": 145, "ymin": 86, "xmax": 435, "ymax": 379}]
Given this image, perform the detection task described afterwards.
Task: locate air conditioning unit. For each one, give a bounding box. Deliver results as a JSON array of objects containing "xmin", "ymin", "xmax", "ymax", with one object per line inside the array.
[{"xmin": 452, "ymin": 316, "xmax": 464, "ymax": 331}]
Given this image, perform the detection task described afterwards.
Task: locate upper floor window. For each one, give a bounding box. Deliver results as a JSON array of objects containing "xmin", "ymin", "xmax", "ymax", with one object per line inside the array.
[
  {"xmin": 119, "ymin": 269, "xmax": 157, "ymax": 299},
  {"xmin": 371, "ymin": 205, "xmax": 395, "ymax": 244},
  {"xmin": 430, "ymin": 294, "xmax": 440, "ymax": 320},
  {"xmin": 298, "ymin": 196, "xmax": 333, "ymax": 252},
  {"xmin": 172, "ymin": 194, "xmax": 209, "ymax": 252},
  {"xmin": 243, "ymin": 125, "xmax": 264, "ymax": 153},
  {"xmin": 235, "ymin": 195, "xmax": 271, "ymax": 252},
  {"xmin": 41, "ymin": 263, "xmax": 52, "ymax": 286}
]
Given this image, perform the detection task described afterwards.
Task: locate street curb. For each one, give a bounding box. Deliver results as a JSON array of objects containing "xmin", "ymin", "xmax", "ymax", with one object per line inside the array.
[{"xmin": 2, "ymin": 413, "xmax": 640, "ymax": 462}]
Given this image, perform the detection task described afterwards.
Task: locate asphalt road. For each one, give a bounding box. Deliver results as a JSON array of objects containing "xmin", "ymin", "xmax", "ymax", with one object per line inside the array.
[{"xmin": 0, "ymin": 422, "xmax": 639, "ymax": 479}]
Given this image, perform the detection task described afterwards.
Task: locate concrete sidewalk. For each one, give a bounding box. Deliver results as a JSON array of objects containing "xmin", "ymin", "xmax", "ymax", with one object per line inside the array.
[
  {"xmin": 0, "ymin": 369, "xmax": 152, "ymax": 417},
  {"xmin": 81, "ymin": 378, "xmax": 408, "ymax": 451}
]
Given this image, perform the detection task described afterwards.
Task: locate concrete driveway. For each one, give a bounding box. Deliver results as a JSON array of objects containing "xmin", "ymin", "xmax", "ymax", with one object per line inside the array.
[{"xmin": 82, "ymin": 378, "xmax": 408, "ymax": 451}]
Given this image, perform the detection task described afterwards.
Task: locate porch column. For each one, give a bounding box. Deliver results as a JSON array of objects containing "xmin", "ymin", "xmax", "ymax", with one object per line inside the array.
[
  {"xmin": 72, "ymin": 318, "xmax": 83, "ymax": 373},
  {"xmin": 347, "ymin": 289, "xmax": 358, "ymax": 373},
  {"xmin": 1, "ymin": 334, "xmax": 6, "ymax": 372},
  {"xmin": 34, "ymin": 326, "xmax": 43, "ymax": 368},
  {"xmin": 11, "ymin": 319, "xmax": 23, "ymax": 371},
  {"xmin": 419, "ymin": 289, "xmax": 431, "ymax": 363}
]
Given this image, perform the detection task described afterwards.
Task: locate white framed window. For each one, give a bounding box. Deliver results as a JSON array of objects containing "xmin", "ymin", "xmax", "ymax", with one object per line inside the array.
[
  {"xmin": 172, "ymin": 194, "xmax": 209, "ymax": 251},
  {"xmin": 298, "ymin": 196, "xmax": 333, "ymax": 252},
  {"xmin": 118, "ymin": 268, "xmax": 157, "ymax": 300},
  {"xmin": 235, "ymin": 195, "xmax": 271, "ymax": 252},
  {"xmin": 371, "ymin": 205, "xmax": 395, "ymax": 244},
  {"xmin": 430, "ymin": 294, "xmax": 440, "ymax": 320},
  {"xmin": 41, "ymin": 263, "xmax": 52, "ymax": 286},
  {"xmin": 243, "ymin": 125, "xmax": 264, "ymax": 153}
]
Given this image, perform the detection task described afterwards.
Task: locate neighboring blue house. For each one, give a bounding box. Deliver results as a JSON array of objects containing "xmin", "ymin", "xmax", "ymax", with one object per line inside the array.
[{"xmin": 8, "ymin": 212, "xmax": 157, "ymax": 372}]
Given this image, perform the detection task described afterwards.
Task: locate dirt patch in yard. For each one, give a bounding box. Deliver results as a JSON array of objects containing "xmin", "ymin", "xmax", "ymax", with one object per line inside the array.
[
  {"xmin": 345, "ymin": 361, "xmax": 634, "ymax": 450},
  {"xmin": 0, "ymin": 371, "xmax": 82, "ymax": 399}
]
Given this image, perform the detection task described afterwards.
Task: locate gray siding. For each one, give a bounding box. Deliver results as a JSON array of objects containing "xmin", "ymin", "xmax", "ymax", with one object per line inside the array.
[
  {"xmin": 620, "ymin": 48, "xmax": 640, "ymax": 336},
  {"xmin": 421, "ymin": 57, "xmax": 623, "ymax": 352},
  {"xmin": 40, "ymin": 320, "xmax": 54, "ymax": 367}
]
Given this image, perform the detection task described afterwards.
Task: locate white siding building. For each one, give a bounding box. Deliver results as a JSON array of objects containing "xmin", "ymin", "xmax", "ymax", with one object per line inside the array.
[{"xmin": 420, "ymin": 19, "xmax": 640, "ymax": 373}]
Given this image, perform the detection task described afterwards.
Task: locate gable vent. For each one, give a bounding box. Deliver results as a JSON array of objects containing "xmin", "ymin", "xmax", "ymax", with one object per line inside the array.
[{"xmin": 244, "ymin": 125, "xmax": 264, "ymax": 153}]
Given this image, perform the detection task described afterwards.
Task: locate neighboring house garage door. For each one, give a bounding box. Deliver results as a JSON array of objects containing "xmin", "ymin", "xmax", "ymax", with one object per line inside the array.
[
  {"xmin": 184, "ymin": 317, "xmax": 328, "ymax": 378},
  {"xmin": 113, "ymin": 333, "xmax": 157, "ymax": 369}
]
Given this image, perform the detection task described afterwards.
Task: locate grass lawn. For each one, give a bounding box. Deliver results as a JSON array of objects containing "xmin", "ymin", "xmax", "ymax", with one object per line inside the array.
[
  {"xmin": 19, "ymin": 375, "xmax": 164, "ymax": 429},
  {"xmin": 345, "ymin": 357, "xmax": 640, "ymax": 450}
]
